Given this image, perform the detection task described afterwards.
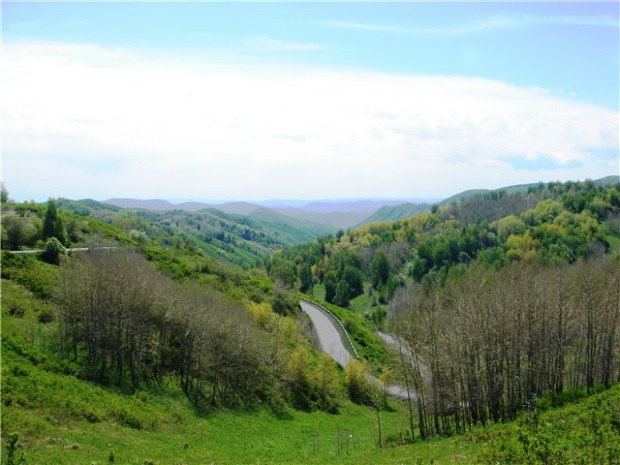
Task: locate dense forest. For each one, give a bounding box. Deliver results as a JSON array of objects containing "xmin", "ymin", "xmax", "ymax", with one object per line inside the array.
[{"xmin": 268, "ymin": 179, "xmax": 620, "ymax": 309}]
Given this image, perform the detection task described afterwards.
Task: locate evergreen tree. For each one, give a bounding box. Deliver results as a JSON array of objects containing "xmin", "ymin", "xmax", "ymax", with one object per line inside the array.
[{"xmin": 42, "ymin": 198, "xmax": 68, "ymax": 245}]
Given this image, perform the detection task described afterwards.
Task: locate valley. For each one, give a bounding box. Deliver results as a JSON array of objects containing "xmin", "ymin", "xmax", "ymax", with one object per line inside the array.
[{"xmin": 1, "ymin": 177, "xmax": 620, "ymax": 464}]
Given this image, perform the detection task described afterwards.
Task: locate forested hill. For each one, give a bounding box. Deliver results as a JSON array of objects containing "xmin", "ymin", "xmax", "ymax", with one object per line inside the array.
[
  {"xmin": 267, "ymin": 179, "xmax": 620, "ymax": 309},
  {"xmin": 1, "ymin": 197, "xmax": 334, "ymax": 268},
  {"xmin": 358, "ymin": 175, "xmax": 620, "ymax": 226}
]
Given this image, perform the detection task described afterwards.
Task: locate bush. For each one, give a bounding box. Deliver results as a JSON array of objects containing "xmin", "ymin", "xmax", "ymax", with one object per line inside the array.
[
  {"xmin": 7, "ymin": 306, "xmax": 25, "ymax": 317},
  {"xmin": 37, "ymin": 309, "xmax": 54, "ymax": 324},
  {"xmin": 41, "ymin": 237, "xmax": 65, "ymax": 265}
]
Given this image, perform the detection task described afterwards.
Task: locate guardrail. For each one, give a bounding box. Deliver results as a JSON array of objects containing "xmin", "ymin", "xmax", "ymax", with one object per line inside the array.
[
  {"xmin": 7, "ymin": 246, "xmax": 119, "ymax": 255},
  {"xmin": 300, "ymin": 297, "xmax": 360, "ymax": 360}
]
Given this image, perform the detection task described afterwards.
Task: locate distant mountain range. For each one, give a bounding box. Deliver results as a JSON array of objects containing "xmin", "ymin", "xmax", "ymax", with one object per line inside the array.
[
  {"xmin": 103, "ymin": 197, "xmax": 441, "ymax": 230},
  {"xmin": 104, "ymin": 176, "xmax": 619, "ymax": 231}
]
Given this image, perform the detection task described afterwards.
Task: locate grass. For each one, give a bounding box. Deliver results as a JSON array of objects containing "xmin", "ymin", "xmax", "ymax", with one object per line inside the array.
[
  {"xmin": 3, "ymin": 274, "xmax": 620, "ymax": 465},
  {"xmin": 0, "ymin": 278, "xmax": 466, "ymax": 465}
]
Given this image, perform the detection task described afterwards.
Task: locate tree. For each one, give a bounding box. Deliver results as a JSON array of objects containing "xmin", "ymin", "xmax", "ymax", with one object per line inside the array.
[
  {"xmin": 41, "ymin": 237, "xmax": 65, "ymax": 265},
  {"xmin": 370, "ymin": 251, "xmax": 390, "ymax": 288},
  {"xmin": 344, "ymin": 359, "xmax": 372, "ymax": 405},
  {"xmin": 1, "ymin": 182, "xmax": 9, "ymax": 203},
  {"xmin": 2, "ymin": 216, "xmax": 25, "ymax": 250},
  {"xmin": 324, "ymin": 271, "xmax": 338, "ymax": 304},
  {"xmin": 314, "ymin": 353, "xmax": 343, "ymax": 412},
  {"xmin": 298, "ymin": 262, "xmax": 313, "ymax": 293},
  {"xmin": 43, "ymin": 199, "xmax": 68, "ymax": 245}
]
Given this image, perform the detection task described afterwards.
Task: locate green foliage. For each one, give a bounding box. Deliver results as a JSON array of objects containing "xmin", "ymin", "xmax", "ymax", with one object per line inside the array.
[
  {"xmin": 369, "ymin": 251, "xmax": 390, "ymax": 288},
  {"xmin": 279, "ymin": 181, "xmax": 620, "ymax": 325},
  {"xmin": 1, "ymin": 182, "xmax": 9, "ymax": 204},
  {"xmin": 484, "ymin": 385, "xmax": 620, "ymax": 464},
  {"xmin": 267, "ymin": 252, "xmax": 297, "ymax": 288},
  {"xmin": 298, "ymin": 261, "xmax": 313, "ymax": 293},
  {"xmin": 344, "ymin": 359, "xmax": 372, "ymax": 405},
  {"xmin": 1, "ymin": 252, "xmax": 59, "ymax": 298},
  {"xmin": 42, "ymin": 199, "xmax": 69, "ymax": 245},
  {"xmin": 4, "ymin": 432, "xmax": 26, "ymax": 465},
  {"xmin": 40, "ymin": 237, "xmax": 65, "ymax": 265},
  {"xmin": 272, "ymin": 283, "xmax": 299, "ymax": 316},
  {"xmin": 1, "ymin": 213, "xmax": 41, "ymax": 250}
]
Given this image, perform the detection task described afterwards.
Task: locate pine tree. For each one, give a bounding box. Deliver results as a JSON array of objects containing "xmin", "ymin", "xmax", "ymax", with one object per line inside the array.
[{"xmin": 42, "ymin": 198, "xmax": 69, "ymax": 245}]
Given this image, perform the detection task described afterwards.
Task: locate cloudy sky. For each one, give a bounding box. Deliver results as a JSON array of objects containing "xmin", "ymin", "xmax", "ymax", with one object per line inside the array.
[{"xmin": 3, "ymin": 2, "xmax": 619, "ymax": 202}]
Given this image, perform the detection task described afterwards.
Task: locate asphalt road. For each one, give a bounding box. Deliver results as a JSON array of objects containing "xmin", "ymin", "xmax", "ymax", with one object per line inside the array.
[
  {"xmin": 299, "ymin": 300, "xmax": 352, "ymax": 368},
  {"xmin": 300, "ymin": 300, "xmax": 413, "ymax": 399}
]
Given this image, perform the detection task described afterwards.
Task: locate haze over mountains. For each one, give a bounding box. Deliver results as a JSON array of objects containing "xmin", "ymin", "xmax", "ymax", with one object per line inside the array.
[
  {"xmin": 104, "ymin": 197, "xmax": 441, "ymax": 230},
  {"xmin": 105, "ymin": 176, "xmax": 619, "ymax": 231}
]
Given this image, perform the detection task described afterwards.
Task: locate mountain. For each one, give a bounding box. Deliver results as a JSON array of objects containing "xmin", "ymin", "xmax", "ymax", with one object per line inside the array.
[
  {"xmin": 358, "ymin": 176, "xmax": 620, "ymax": 226},
  {"xmin": 248, "ymin": 207, "xmax": 336, "ymax": 239},
  {"xmin": 302, "ymin": 199, "xmax": 408, "ymax": 214},
  {"xmin": 271, "ymin": 207, "xmax": 370, "ymax": 230},
  {"xmin": 106, "ymin": 198, "xmax": 224, "ymax": 211},
  {"xmin": 104, "ymin": 198, "xmax": 424, "ymax": 230},
  {"xmin": 356, "ymin": 202, "xmax": 432, "ymax": 227}
]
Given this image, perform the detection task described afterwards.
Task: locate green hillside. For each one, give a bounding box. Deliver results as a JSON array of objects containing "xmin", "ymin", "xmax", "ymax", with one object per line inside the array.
[
  {"xmin": 359, "ymin": 176, "xmax": 620, "ymax": 226},
  {"xmin": 2, "ymin": 272, "xmax": 619, "ymax": 464},
  {"xmin": 356, "ymin": 202, "xmax": 431, "ymax": 227},
  {"xmin": 1, "ymin": 198, "xmax": 337, "ymax": 269},
  {"xmin": 2, "ymin": 180, "xmax": 620, "ymax": 464}
]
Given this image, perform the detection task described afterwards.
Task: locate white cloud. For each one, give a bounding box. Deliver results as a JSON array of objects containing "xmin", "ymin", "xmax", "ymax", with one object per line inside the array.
[
  {"xmin": 321, "ymin": 13, "xmax": 619, "ymax": 37},
  {"xmin": 3, "ymin": 40, "xmax": 618, "ymax": 201}
]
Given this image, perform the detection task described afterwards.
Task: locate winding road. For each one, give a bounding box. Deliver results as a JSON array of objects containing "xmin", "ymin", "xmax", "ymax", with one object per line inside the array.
[
  {"xmin": 300, "ymin": 299, "xmax": 412, "ymax": 399},
  {"xmin": 299, "ymin": 300, "xmax": 352, "ymax": 368}
]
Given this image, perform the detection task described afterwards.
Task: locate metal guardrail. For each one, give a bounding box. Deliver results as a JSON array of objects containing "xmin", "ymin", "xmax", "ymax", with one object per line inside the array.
[
  {"xmin": 7, "ymin": 246, "xmax": 119, "ymax": 255},
  {"xmin": 300, "ymin": 297, "xmax": 360, "ymax": 360}
]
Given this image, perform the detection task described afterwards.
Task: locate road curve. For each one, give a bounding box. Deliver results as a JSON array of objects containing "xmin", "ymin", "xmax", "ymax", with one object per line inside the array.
[
  {"xmin": 300, "ymin": 300, "xmax": 413, "ymax": 400},
  {"xmin": 300, "ymin": 300, "xmax": 352, "ymax": 368}
]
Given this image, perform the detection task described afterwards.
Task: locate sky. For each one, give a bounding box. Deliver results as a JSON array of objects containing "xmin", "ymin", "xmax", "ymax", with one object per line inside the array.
[{"xmin": 2, "ymin": 2, "xmax": 619, "ymax": 203}]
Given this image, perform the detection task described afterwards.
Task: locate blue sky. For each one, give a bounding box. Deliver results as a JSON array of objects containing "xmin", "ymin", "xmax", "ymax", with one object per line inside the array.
[{"xmin": 3, "ymin": 2, "xmax": 619, "ymax": 202}]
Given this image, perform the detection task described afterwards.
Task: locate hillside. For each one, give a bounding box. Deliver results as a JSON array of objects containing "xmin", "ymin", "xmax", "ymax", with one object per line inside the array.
[
  {"xmin": 2, "ymin": 270, "xmax": 619, "ymax": 464},
  {"xmin": 3, "ymin": 198, "xmax": 338, "ymax": 269},
  {"xmin": 268, "ymin": 179, "xmax": 620, "ymax": 336},
  {"xmin": 356, "ymin": 202, "xmax": 432, "ymax": 227},
  {"xmin": 2, "ymin": 180, "xmax": 620, "ymax": 463},
  {"xmin": 359, "ymin": 176, "xmax": 620, "ymax": 226},
  {"xmin": 271, "ymin": 206, "xmax": 370, "ymax": 230}
]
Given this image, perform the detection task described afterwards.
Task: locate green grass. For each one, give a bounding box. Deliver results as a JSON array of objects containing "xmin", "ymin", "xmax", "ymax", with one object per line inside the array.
[{"xmin": 3, "ymin": 275, "xmax": 620, "ymax": 465}]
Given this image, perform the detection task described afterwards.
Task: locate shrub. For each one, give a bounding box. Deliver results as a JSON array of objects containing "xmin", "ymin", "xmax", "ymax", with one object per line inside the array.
[
  {"xmin": 37, "ymin": 309, "xmax": 54, "ymax": 324},
  {"xmin": 41, "ymin": 237, "xmax": 65, "ymax": 265},
  {"xmin": 7, "ymin": 306, "xmax": 25, "ymax": 317}
]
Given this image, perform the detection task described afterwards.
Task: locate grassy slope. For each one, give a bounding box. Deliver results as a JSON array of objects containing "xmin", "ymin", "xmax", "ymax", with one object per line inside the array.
[{"xmin": 3, "ymin": 274, "xmax": 620, "ymax": 464}]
